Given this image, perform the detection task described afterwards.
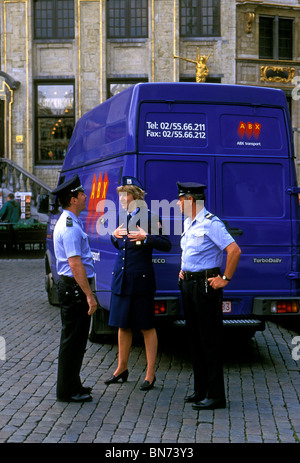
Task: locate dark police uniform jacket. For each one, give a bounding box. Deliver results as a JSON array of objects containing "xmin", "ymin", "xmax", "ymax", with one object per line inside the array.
[{"xmin": 111, "ymin": 207, "xmax": 171, "ymax": 296}]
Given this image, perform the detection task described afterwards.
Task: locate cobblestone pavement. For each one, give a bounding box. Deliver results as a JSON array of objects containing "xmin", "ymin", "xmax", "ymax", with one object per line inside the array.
[{"xmin": 0, "ymin": 259, "xmax": 300, "ymax": 447}]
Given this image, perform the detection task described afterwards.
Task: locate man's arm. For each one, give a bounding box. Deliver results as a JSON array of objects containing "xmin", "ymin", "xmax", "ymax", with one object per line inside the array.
[
  {"xmin": 208, "ymin": 242, "xmax": 241, "ymax": 290},
  {"xmin": 68, "ymin": 255, "xmax": 98, "ymax": 315},
  {"xmin": 222, "ymin": 242, "xmax": 242, "ymax": 280}
]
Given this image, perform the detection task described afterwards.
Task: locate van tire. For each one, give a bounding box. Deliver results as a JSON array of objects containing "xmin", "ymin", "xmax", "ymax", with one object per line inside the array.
[
  {"xmin": 45, "ymin": 272, "xmax": 59, "ymax": 306},
  {"xmin": 224, "ymin": 326, "xmax": 257, "ymax": 343}
]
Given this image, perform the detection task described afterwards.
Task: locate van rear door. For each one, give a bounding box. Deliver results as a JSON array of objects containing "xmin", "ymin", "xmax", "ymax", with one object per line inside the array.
[
  {"xmin": 216, "ymin": 157, "xmax": 292, "ymax": 294},
  {"xmin": 140, "ymin": 154, "xmax": 216, "ymax": 295},
  {"xmin": 137, "ymin": 97, "xmax": 294, "ymax": 320},
  {"xmin": 215, "ymin": 107, "xmax": 293, "ymax": 301}
]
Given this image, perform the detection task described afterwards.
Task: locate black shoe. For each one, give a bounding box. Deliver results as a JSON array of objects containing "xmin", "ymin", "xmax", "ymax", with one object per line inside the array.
[
  {"xmin": 140, "ymin": 376, "xmax": 156, "ymax": 391},
  {"xmin": 80, "ymin": 386, "xmax": 92, "ymax": 394},
  {"xmin": 184, "ymin": 392, "xmax": 204, "ymax": 403},
  {"xmin": 57, "ymin": 393, "xmax": 93, "ymax": 403},
  {"xmin": 192, "ymin": 397, "xmax": 226, "ymax": 410},
  {"xmin": 104, "ymin": 369, "xmax": 129, "ymax": 385}
]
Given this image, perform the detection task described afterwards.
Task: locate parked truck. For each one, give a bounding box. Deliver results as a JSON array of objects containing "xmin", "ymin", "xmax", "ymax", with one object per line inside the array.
[{"xmin": 43, "ymin": 83, "xmax": 300, "ymax": 339}]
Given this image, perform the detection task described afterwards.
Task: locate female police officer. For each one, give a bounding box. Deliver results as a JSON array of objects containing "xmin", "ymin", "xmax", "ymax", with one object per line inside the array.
[
  {"xmin": 104, "ymin": 177, "xmax": 171, "ymax": 390},
  {"xmin": 52, "ymin": 174, "xmax": 98, "ymax": 402},
  {"xmin": 177, "ymin": 181, "xmax": 241, "ymax": 410}
]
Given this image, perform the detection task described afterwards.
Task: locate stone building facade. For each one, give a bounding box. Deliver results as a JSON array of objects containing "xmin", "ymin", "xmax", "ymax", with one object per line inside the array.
[
  {"xmin": 0, "ymin": 0, "xmax": 299, "ymax": 188},
  {"xmin": 236, "ymin": 0, "xmax": 300, "ymax": 178}
]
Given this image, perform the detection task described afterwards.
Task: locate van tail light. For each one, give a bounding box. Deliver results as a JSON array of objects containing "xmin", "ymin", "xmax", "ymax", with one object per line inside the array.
[
  {"xmin": 270, "ymin": 300, "xmax": 299, "ymax": 314},
  {"xmin": 154, "ymin": 301, "xmax": 167, "ymax": 315}
]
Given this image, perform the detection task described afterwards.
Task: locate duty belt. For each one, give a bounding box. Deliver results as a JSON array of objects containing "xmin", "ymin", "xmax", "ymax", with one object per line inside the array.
[
  {"xmin": 59, "ymin": 275, "xmax": 94, "ymax": 284},
  {"xmin": 183, "ymin": 268, "xmax": 220, "ymax": 281}
]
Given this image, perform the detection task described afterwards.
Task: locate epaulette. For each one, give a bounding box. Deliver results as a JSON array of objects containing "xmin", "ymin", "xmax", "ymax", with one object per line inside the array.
[
  {"xmin": 66, "ymin": 216, "xmax": 73, "ymax": 227},
  {"xmin": 205, "ymin": 212, "xmax": 214, "ymax": 220}
]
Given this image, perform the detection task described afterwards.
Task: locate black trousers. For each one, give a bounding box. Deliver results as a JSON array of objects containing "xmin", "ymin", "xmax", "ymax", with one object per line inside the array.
[
  {"xmin": 181, "ymin": 277, "xmax": 225, "ymax": 400},
  {"xmin": 56, "ymin": 277, "xmax": 91, "ymax": 399}
]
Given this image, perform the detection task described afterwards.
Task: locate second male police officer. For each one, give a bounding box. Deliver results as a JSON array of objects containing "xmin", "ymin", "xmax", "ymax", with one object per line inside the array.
[
  {"xmin": 52, "ymin": 174, "xmax": 98, "ymax": 402},
  {"xmin": 177, "ymin": 182, "xmax": 241, "ymax": 410}
]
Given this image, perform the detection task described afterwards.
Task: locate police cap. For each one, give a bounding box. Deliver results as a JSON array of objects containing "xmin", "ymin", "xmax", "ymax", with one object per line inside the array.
[
  {"xmin": 122, "ymin": 176, "xmax": 144, "ymax": 190},
  {"xmin": 177, "ymin": 181, "xmax": 206, "ymax": 197},
  {"xmin": 52, "ymin": 174, "xmax": 84, "ymax": 197}
]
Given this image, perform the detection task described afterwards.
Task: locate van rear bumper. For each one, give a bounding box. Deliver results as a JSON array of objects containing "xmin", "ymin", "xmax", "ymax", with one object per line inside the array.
[
  {"xmin": 222, "ymin": 317, "xmax": 265, "ymax": 329},
  {"xmin": 173, "ymin": 317, "xmax": 265, "ymax": 330}
]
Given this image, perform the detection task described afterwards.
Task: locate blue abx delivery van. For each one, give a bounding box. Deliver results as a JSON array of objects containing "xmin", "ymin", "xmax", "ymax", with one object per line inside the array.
[{"xmin": 44, "ymin": 82, "xmax": 300, "ymax": 339}]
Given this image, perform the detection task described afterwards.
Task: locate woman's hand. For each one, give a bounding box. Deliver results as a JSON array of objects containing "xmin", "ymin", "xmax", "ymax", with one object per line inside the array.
[
  {"xmin": 113, "ymin": 223, "xmax": 127, "ymax": 239},
  {"xmin": 128, "ymin": 225, "xmax": 147, "ymax": 242}
]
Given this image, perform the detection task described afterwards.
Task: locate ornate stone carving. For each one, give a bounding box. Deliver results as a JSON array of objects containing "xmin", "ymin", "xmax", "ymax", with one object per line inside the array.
[{"xmin": 260, "ymin": 66, "xmax": 295, "ymax": 83}]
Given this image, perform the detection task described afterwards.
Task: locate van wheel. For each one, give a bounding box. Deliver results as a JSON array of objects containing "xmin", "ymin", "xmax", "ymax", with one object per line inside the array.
[
  {"xmin": 224, "ymin": 326, "xmax": 257, "ymax": 343},
  {"xmin": 45, "ymin": 272, "xmax": 59, "ymax": 306}
]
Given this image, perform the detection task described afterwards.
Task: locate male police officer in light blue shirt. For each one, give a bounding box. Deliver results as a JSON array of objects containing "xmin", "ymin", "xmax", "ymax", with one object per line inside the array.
[
  {"xmin": 177, "ymin": 182, "xmax": 241, "ymax": 410},
  {"xmin": 52, "ymin": 174, "xmax": 97, "ymax": 402}
]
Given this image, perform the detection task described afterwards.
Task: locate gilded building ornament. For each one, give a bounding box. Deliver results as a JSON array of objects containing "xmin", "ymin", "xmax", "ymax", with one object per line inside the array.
[
  {"xmin": 245, "ymin": 12, "xmax": 255, "ymax": 33},
  {"xmin": 174, "ymin": 48, "xmax": 212, "ymax": 82},
  {"xmin": 260, "ymin": 66, "xmax": 295, "ymax": 83}
]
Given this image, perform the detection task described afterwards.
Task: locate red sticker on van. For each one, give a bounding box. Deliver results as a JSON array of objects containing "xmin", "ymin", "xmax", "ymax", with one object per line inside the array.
[{"xmin": 238, "ymin": 121, "xmax": 261, "ymax": 140}]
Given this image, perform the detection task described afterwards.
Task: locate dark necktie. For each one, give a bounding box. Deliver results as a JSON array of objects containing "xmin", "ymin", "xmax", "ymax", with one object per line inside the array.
[{"xmin": 127, "ymin": 213, "xmax": 131, "ymax": 232}]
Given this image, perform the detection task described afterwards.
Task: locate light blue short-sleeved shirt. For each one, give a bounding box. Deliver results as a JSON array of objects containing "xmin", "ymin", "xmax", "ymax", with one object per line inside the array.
[
  {"xmin": 180, "ymin": 207, "xmax": 234, "ymax": 272},
  {"xmin": 53, "ymin": 210, "xmax": 95, "ymax": 278}
]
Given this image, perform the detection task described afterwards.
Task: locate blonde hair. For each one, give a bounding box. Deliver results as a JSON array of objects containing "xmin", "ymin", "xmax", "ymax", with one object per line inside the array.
[{"xmin": 117, "ymin": 184, "xmax": 146, "ymax": 200}]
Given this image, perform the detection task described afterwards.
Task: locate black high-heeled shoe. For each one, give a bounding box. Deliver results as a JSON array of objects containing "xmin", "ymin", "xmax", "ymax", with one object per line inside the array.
[
  {"xmin": 104, "ymin": 369, "xmax": 129, "ymax": 385},
  {"xmin": 140, "ymin": 376, "xmax": 156, "ymax": 391}
]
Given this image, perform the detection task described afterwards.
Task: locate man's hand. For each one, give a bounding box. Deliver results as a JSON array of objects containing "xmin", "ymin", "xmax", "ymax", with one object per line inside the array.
[
  {"xmin": 208, "ymin": 275, "xmax": 228, "ymax": 290},
  {"xmin": 208, "ymin": 242, "xmax": 241, "ymax": 290},
  {"xmin": 87, "ymin": 293, "xmax": 98, "ymax": 316}
]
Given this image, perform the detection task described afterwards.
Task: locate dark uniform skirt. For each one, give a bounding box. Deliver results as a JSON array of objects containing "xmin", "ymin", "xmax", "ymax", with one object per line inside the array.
[{"xmin": 109, "ymin": 293, "xmax": 155, "ymax": 330}]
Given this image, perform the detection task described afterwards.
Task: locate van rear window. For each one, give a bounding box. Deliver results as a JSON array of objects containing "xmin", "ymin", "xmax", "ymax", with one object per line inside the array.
[
  {"xmin": 220, "ymin": 161, "xmax": 284, "ymax": 218},
  {"xmin": 143, "ymin": 112, "xmax": 208, "ymax": 148},
  {"xmin": 138, "ymin": 103, "xmax": 289, "ymax": 157},
  {"xmin": 220, "ymin": 113, "xmax": 283, "ymax": 151}
]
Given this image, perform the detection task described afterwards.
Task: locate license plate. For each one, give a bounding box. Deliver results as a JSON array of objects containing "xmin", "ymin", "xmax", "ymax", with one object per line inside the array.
[{"xmin": 222, "ymin": 301, "xmax": 232, "ymax": 313}]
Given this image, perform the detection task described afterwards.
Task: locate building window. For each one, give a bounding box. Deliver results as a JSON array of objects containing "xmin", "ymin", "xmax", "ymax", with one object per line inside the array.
[
  {"xmin": 34, "ymin": 0, "xmax": 74, "ymax": 39},
  {"xmin": 259, "ymin": 16, "xmax": 293, "ymax": 60},
  {"xmin": 107, "ymin": 0, "xmax": 148, "ymax": 39},
  {"xmin": 180, "ymin": 0, "xmax": 220, "ymax": 37},
  {"xmin": 180, "ymin": 76, "xmax": 221, "ymax": 83},
  {"xmin": 107, "ymin": 78, "xmax": 148, "ymax": 98},
  {"xmin": 35, "ymin": 82, "xmax": 75, "ymax": 164}
]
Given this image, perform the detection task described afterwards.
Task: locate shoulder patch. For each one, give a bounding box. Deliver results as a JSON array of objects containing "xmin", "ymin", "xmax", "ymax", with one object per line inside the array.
[
  {"xmin": 66, "ymin": 216, "xmax": 73, "ymax": 227},
  {"xmin": 205, "ymin": 212, "xmax": 214, "ymax": 220}
]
